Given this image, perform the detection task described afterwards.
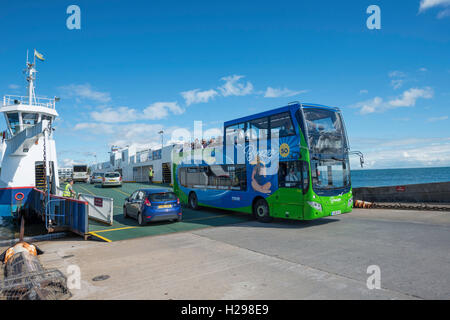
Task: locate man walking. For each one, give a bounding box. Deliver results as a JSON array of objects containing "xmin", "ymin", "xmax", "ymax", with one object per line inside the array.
[
  {"xmin": 148, "ymin": 167, "xmax": 153, "ymax": 184},
  {"xmin": 63, "ymin": 179, "xmax": 76, "ymax": 198}
]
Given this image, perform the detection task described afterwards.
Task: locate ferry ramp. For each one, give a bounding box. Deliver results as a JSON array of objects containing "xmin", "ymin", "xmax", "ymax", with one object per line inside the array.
[{"xmin": 72, "ymin": 182, "xmax": 253, "ymax": 242}]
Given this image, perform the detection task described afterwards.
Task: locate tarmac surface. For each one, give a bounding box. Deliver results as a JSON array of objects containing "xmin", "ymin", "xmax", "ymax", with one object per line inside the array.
[{"xmin": 9, "ymin": 183, "xmax": 448, "ymax": 300}]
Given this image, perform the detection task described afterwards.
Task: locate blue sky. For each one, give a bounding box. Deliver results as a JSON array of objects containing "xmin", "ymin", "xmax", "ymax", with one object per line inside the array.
[{"xmin": 1, "ymin": 0, "xmax": 449, "ymax": 169}]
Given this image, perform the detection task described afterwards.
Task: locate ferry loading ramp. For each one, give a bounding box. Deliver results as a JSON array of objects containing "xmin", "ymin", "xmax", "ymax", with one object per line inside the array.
[{"xmin": 73, "ymin": 182, "xmax": 253, "ymax": 242}]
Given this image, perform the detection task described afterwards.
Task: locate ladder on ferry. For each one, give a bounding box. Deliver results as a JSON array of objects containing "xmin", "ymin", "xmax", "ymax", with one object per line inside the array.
[
  {"xmin": 35, "ymin": 162, "xmax": 46, "ymax": 191},
  {"xmin": 162, "ymin": 162, "xmax": 171, "ymax": 184}
]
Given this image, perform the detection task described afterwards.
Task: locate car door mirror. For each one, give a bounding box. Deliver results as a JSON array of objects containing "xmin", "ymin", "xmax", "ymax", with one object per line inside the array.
[{"xmin": 125, "ymin": 197, "xmax": 129, "ymax": 202}]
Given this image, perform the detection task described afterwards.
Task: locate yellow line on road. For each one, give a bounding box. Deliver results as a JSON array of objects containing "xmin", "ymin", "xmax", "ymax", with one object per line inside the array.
[
  {"xmin": 92, "ymin": 226, "xmax": 138, "ymax": 233},
  {"xmin": 113, "ymin": 188, "xmax": 131, "ymax": 196},
  {"xmin": 77, "ymin": 185, "xmax": 96, "ymax": 196},
  {"xmin": 89, "ymin": 231, "xmax": 112, "ymax": 242}
]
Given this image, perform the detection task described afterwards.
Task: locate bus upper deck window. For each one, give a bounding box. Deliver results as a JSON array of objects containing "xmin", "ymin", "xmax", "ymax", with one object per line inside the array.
[{"xmin": 270, "ymin": 112, "xmax": 295, "ymax": 137}]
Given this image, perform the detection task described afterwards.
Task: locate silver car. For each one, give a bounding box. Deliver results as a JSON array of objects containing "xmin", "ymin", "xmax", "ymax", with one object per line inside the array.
[
  {"xmin": 90, "ymin": 172, "xmax": 105, "ymax": 184},
  {"xmin": 102, "ymin": 172, "xmax": 122, "ymax": 187}
]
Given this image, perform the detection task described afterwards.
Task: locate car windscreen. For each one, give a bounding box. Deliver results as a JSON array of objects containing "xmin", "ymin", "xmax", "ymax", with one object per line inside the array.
[
  {"xmin": 148, "ymin": 192, "xmax": 177, "ymax": 202},
  {"xmin": 105, "ymin": 173, "xmax": 120, "ymax": 178},
  {"xmin": 73, "ymin": 166, "xmax": 87, "ymax": 172}
]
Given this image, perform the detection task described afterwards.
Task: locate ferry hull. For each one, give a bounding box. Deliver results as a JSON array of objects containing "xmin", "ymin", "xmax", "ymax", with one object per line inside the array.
[{"xmin": 0, "ymin": 187, "xmax": 35, "ymax": 217}]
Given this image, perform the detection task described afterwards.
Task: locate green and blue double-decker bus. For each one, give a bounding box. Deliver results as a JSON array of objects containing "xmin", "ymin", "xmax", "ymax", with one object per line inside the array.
[{"xmin": 173, "ymin": 102, "xmax": 354, "ymax": 222}]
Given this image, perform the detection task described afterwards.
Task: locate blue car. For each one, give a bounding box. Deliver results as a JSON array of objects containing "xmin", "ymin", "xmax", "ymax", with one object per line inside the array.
[{"xmin": 123, "ymin": 188, "xmax": 182, "ymax": 225}]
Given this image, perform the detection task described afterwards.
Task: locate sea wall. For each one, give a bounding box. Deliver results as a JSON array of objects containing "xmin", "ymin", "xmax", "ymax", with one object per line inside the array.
[{"xmin": 353, "ymin": 181, "xmax": 450, "ymax": 203}]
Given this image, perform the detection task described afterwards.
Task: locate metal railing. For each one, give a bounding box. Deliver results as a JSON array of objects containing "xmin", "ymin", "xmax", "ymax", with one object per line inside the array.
[
  {"xmin": 29, "ymin": 188, "xmax": 89, "ymax": 237},
  {"xmin": 3, "ymin": 95, "xmax": 56, "ymax": 109}
]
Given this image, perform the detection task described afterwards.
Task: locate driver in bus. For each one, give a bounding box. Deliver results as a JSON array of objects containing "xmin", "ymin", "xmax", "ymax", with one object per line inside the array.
[{"xmin": 286, "ymin": 166, "xmax": 300, "ymax": 182}]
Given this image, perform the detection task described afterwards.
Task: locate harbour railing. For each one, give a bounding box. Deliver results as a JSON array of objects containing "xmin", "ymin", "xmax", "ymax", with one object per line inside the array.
[{"xmin": 3, "ymin": 95, "xmax": 56, "ymax": 109}]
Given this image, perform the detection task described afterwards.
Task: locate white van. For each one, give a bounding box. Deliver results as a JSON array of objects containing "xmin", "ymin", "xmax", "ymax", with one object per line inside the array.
[{"xmin": 72, "ymin": 164, "xmax": 89, "ymax": 183}]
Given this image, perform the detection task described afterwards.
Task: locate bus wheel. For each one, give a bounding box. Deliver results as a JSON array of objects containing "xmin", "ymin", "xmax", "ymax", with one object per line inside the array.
[
  {"xmin": 254, "ymin": 199, "xmax": 273, "ymax": 223},
  {"xmin": 189, "ymin": 192, "xmax": 199, "ymax": 210}
]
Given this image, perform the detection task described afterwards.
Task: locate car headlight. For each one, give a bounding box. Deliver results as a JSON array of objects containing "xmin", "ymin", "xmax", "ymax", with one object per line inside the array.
[
  {"xmin": 348, "ymin": 197, "xmax": 353, "ymax": 207},
  {"xmin": 307, "ymin": 201, "xmax": 322, "ymax": 212}
]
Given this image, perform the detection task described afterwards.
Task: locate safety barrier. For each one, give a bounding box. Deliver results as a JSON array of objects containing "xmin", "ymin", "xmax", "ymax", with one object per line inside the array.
[
  {"xmin": 28, "ymin": 188, "xmax": 89, "ymax": 239},
  {"xmin": 78, "ymin": 193, "xmax": 114, "ymax": 225}
]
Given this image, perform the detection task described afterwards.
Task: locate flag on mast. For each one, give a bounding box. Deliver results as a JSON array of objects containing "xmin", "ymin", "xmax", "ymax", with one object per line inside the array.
[{"xmin": 34, "ymin": 49, "xmax": 45, "ymax": 61}]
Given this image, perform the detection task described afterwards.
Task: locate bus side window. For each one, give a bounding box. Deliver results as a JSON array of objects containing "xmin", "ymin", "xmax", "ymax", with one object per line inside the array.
[
  {"xmin": 301, "ymin": 161, "xmax": 310, "ymax": 193},
  {"xmin": 179, "ymin": 167, "xmax": 187, "ymax": 187}
]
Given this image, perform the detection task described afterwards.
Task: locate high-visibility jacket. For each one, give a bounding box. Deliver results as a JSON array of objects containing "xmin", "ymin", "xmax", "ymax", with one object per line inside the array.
[
  {"xmin": 149, "ymin": 169, "xmax": 153, "ymax": 177},
  {"xmin": 63, "ymin": 183, "xmax": 72, "ymax": 197}
]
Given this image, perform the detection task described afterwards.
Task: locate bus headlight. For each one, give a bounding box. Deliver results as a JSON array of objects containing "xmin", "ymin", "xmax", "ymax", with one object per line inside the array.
[
  {"xmin": 307, "ymin": 201, "xmax": 322, "ymax": 212},
  {"xmin": 348, "ymin": 197, "xmax": 353, "ymax": 207}
]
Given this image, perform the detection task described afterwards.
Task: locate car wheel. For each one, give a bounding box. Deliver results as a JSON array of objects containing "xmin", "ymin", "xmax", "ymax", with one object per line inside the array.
[
  {"xmin": 188, "ymin": 192, "xmax": 198, "ymax": 210},
  {"xmin": 123, "ymin": 206, "xmax": 128, "ymax": 219},
  {"xmin": 254, "ymin": 199, "xmax": 273, "ymax": 223},
  {"xmin": 138, "ymin": 212, "xmax": 145, "ymax": 226}
]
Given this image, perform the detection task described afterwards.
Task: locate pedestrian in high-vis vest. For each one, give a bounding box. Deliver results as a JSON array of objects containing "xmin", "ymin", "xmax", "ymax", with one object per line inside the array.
[
  {"xmin": 63, "ymin": 179, "xmax": 76, "ymax": 198},
  {"xmin": 149, "ymin": 168, "xmax": 153, "ymax": 184}
]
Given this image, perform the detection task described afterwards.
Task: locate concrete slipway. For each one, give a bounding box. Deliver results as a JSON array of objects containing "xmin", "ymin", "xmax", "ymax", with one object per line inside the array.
[{"xmin": 7, "ymin": 183, "xmax": 449, "ymax": 300}]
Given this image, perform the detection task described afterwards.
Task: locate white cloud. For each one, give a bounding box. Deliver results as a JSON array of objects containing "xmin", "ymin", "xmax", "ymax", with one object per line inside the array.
[
  {"xmin": 388, "ymin": 87, "xmax": 433, "ymax": 107},
  {"xmin": 349, "ymin": 137, "xmax": 450, "ymax": 169},
  {"xmin": 218, "ymin": 75, "xmax": 253, "ymax": 97},
  {"xmin": 8, "ymin": 84, "xmax": 20, "ymax": 90},
  {"xmin": 390, "ymin": 79, "xmax": 404, "ymax": 90},
  {"xmin": 351, "ymin": 97, "xmax": 384, "ymax": 114},
  {"xmin": 89, "ymin": 102, "xmax": 184, "ymax": 123},
  {"xmin": 59, "ymin": 84, "xmax": 111, "ymax": 103},
  {"xmin": 419, "ymin": 0, "xmax": 450, "ymax": 18},
  {"xmin": 388, "ymin": 71, "xmax": 406, "ymax": 78},
  {"xmin": 437, "ymin": 7, "xmax": 450, "ymax": 18},
  {"xmin": 427, "ymin": 115, "xmax": 448, "ymax": 122},
  {"xmin": 61, "ymin": 159, "xmax": 76, "ymax": 167},
  {"xmin": 351, "ymin": 87, "xmax": 433, "ymax": 114},
  {"xmin": 359, "ymin": 89, "xmax": 368, "ymax": 94},
  {"xmin": 181, "ymin": 89, "xmax": 218, "ymax": 106},
  {"xmin": 263, "ymin": 87, "xmax": 308, "ymax": 98},
  {"xmin": 73, "ymin": 122, "xmax": 165, "ymax": 147},
  {"xmin": 73, "ymin": 122, "xmax": 115, "ymax": 133},
  {"xmin": 142, "ymin": 102, "xmax": 184, "ymax": 120},
  {"xmin": 419, "ymin": 0, "xmax": 450, "ymax": 12},
  {"xmin": 91, "ymin": 107, "xmax": 138, "ymax": 123},
  {"xmin": 418, "ymin": 67, "xmax": 428, "ymax": 72}
]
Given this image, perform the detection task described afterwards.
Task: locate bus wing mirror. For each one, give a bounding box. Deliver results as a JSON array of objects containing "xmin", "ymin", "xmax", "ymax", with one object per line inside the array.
[{"xmin": 349, "ymin": 150, "xmax": 364, "ymax": 168}]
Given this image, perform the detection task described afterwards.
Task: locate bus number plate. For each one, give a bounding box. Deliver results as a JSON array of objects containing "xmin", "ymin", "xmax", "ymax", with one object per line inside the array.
[{"xmin": 331, "ymin": 210, "xmax": 341, "ymax": 216}]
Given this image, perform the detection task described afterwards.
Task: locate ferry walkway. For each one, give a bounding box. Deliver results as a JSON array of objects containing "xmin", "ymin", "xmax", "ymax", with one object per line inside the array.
[{"xmin": 72, "ymin": 182, "xmax": 253, "ymax": 242}]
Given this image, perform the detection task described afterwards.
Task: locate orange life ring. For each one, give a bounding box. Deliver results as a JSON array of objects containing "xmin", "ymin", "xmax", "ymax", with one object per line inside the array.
[{"xmin": 14, "ymin": 192, "xmax": 25, "ymax": 201}]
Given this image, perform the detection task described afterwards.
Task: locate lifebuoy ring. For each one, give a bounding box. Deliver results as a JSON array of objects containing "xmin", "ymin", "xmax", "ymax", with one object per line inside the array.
[{"xmin": 14, "ymin": 192, "xmax": 25, "ymax": 201}]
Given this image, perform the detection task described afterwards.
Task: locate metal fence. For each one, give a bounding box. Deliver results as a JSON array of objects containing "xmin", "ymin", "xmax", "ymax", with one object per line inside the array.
[
  {"xmin": 78, "ymin": 193, "xmax": 114, "ymax": 225},
  {"xmin": 29, "ymin": 188, "xmax": 89, "ymax": 238}
]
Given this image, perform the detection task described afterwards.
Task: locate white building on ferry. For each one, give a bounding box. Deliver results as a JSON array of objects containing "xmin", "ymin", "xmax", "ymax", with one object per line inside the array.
[{"xmin": 91, "ymin": 144, "xmax": 183, "ymax": 185}]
